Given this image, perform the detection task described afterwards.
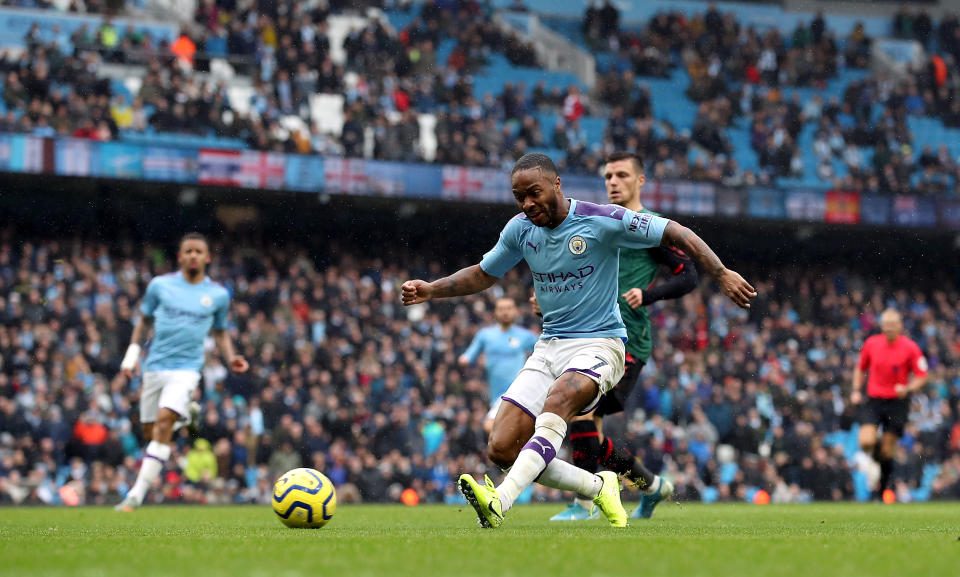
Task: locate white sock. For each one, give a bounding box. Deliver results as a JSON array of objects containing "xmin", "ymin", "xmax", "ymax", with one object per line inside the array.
[
  {"xmin": 536, "ymin": 458, "xmax": 603, "ymax": 499},
  {"xmin": 128, "ymin": 441, "xmax": 171, "ymax": 504},
  {"xmin": 497, "ymin": 412, "xmax": 567, "ymax": 512},
  {"xmin": 641, "ymin": 475, "xmax": 662, "ymax": 495},
  {"xmin": 574, "ymin": 496, "xmax": 594, "ymax": 510}
]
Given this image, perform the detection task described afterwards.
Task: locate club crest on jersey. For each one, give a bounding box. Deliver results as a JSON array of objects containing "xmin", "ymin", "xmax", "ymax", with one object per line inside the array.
[
  {"xmin": 201, "ymin": 295, "xmax": 213, "ymax": 307},
  {"xmin": 568, "ymin": 235, "xmax": 587, "ymax": 255}
]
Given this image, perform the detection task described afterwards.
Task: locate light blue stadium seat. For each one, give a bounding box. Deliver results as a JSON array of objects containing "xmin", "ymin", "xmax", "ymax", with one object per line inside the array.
[
  {"xmin": 435, "ymin": 39, "xmax": 456, "ymax": 66},
  {"xmin": 472, "ymin": 54, "xmax": 584, "ymax": 101},
  {"xmin": 527, "ymin": 146, "xmax": 566, "ymax": 162},
  {"xmin": 383, "ymin": 10, "xmax": 418, "ymax": 34},
  {"xmin": 110, "ymin": 79, "xmax": 133, "ymax": 101},
  {"xmin": 643, "ymin": 76, "xmax": 697, "ymax": 130}
]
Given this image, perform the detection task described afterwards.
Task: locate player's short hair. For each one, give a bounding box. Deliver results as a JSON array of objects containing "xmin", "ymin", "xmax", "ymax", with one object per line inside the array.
[
  {"xmin": 511, "ymin": 153, "xmax": 558, "ymax": 179},
  {"xmin": 604, "ymin": 151, "xmax": 644, "ymax": 173},
  {"xmin": 178, "ymin": 232, "xmax": 209, "ymax": 251}
]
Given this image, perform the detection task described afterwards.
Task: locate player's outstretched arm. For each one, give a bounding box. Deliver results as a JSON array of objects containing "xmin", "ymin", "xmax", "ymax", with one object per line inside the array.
[
  {"xmin": 401, "ymin": 264, "xmax": 497, "ymax": 306},
  {"xmin": 213, "ymin": 329, "xmax": 249, "ymax": 373},
  {"xmin": 120, "ymin": 316, "xmax": 153, "ymax": 379},
  {"xmin": 661, "ymin": 221, "xmax": 756, "ymax": 309}
]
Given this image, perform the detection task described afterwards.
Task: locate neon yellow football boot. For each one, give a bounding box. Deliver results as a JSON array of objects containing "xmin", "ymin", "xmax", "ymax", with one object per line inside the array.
[
  {"xmin": 592, "ymin": 471, "xmax": 628, "ymax": 528},
  {"xmin": 458, "ymin": 474, "xmax": 504, "ymax": 529}
]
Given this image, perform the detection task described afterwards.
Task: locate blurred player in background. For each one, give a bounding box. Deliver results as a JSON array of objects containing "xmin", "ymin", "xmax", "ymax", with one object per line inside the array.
[
  {"xmin": 548, "ymin": 151, "xmax": 698, "ymax": 522},
  {"xmin": 459, "ymin": 297, "xmax": 539, "ymax": 433},
  {"xmin": 401, "ymin": 153, "xmax": 755, "ymax": 529},
  {"xmin": 115, "ymin": 233, "xmax": 249, "ymax": 511},
  {"xmin": 851, "ymin": 308, "xmax": 928, "ymax": 500}
]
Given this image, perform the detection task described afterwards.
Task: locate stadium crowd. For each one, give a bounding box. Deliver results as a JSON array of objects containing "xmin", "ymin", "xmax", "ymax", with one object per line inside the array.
[
  {"xmin": 0, "ymin": 0, "xmax": 953, "ymax": 193},
  {"xmin": 0, "ymin": 229, "xmax": 957, "ymax": 507},
  {"xmin": 587, "ymin": 4, "xmax": 960, "ymax": 193}
]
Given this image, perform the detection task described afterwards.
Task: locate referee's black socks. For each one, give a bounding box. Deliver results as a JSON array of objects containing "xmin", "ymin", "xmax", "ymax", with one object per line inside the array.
[{"xmin": 879, "ymin": 458, "xmax": 894, "ymax": 495}]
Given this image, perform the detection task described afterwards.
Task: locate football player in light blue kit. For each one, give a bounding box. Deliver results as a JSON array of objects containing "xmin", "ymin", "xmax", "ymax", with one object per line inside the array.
[
  {"xmin": 116, "ymin": 233, "xmax": 249, "ymax": 511},
  {"xmin": 401, "ymin": 153, "xmax": 755, "ymax": 529},
  {"xmin": 458, "ymin": 297, "xmax": 538, "ymax": 432}
]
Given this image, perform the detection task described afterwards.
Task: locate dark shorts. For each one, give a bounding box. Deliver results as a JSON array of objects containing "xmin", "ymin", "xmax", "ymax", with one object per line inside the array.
[
  {"xmin": 593, "ymin": 355, "xmax": 646, "ymax": 418},
  {"xmin": 859, "ymin": 396, "xmax": 909, "ymax": 437}
]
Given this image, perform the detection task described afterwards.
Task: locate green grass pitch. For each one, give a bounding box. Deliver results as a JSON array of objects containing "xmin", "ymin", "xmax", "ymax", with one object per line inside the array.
[{"xmin": 1, "ymin": 502, "xmax": 958, "ymax": 577}]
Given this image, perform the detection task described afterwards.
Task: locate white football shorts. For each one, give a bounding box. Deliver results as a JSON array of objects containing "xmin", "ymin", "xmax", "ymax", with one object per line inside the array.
[
  {"xmin": 499, "ymin": 337, "xmax": 625, "ymax": 419},
  {"xmin": 140, "ymin": 370, "xmax": 201, "ymax": 423},
  {"xmin": 485, "ymin": 396, "xmax": 503, "ymax": 422}
]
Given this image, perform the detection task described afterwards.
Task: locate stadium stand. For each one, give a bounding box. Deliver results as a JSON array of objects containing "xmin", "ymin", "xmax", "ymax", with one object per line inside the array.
[
  {"xmin": 0, "ymin": 1, "xmax": 958, "ymax": 507},
  {"xmin": 0, "ymin": 213, "xmax": 957, "ymax": 506},
  {"xmin": 1, "ymin": 0, "xmax": 960, "ymax": 193}
]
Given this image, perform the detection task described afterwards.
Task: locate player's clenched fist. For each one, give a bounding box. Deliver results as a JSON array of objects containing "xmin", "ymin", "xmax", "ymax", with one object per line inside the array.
[{"xmin": 401, "ymin": 280, "xmax": 433, "ymax": 305}]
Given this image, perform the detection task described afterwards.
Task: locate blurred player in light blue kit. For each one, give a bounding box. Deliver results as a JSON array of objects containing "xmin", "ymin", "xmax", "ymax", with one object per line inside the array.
[
  {"xmin": 115, "ymin": 233, "xmax": 248, "ymax": 511},
  {"xmin": 458, "ymin": 297, "xmax": 538, "ymax": 432}
]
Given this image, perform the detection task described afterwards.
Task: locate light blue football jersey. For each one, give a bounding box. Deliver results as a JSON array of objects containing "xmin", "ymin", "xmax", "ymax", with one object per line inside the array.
[
  {"xmin": 139, "ymin": 272, "xmax": 230, "ymax": 372},
  {"xmin": 480, "ymin": 199, "xmax": 669, "ymax": 340},
  {"xmin": 462, "ymin": 325, "xmax": 538, "ymax": 403}
]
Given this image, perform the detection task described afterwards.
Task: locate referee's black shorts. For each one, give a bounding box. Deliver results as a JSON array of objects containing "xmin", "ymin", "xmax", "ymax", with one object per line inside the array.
[
  {"xmin": 859, "ymin": 396, "xmax": 909, "ymax": 437},
  {"xmin": 593, "ymin": 354, "xmax": 646, "ymax": 418}
]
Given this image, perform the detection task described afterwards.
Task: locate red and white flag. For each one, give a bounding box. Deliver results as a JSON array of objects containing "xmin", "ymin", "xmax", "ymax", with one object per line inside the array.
[{"xmin": 324, "ymin": 157, "xmax": 368, "ymax": 194}]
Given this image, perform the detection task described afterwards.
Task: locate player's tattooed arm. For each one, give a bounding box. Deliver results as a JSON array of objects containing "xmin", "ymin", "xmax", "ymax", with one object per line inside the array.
[
  {"xmin": 661, "ymin": 221, "xmax": 757, "ymax": 309},
  {"xmin": 661, "ymin": 222, "xmax": 724, "ymax": 278},
  {"xmin": 401, "ymin": 264, "xmax": 497, "ymax": 305}
]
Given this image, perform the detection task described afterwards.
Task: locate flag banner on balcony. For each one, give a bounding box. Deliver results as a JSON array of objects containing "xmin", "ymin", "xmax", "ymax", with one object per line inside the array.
[
  {"xmin": 748, "ymin": 187, "xmax": 786, "ymax": 219},
  {"xmin": 824, "ymin": 190, "xmax": 860, "ymax": 224}
]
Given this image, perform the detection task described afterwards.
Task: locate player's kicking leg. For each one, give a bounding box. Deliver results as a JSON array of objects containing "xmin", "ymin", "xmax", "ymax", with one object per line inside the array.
[{"xmin": 461, "ymin": 375, "xmax": 626, "ymax": 527}]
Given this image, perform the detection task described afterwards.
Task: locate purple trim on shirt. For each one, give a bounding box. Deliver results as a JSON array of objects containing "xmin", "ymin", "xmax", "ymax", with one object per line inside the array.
[
  {"xmin": 144, "ymin": 454, "xmax": 166, "ymax": 464},
  {"xmin": 522, "ymin": 435, "xmax": 557, "ymax": 466},
  {"xmin": 564, "ymin": 367, "xmax": 601, "ymax": 378},
  {"xmin": 501, "ymin": 396, "xmax": 537, "ymax": 420},
  {"xmin": 574, "ymin": 200, "xmax": 625, "ymax": 220}
]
